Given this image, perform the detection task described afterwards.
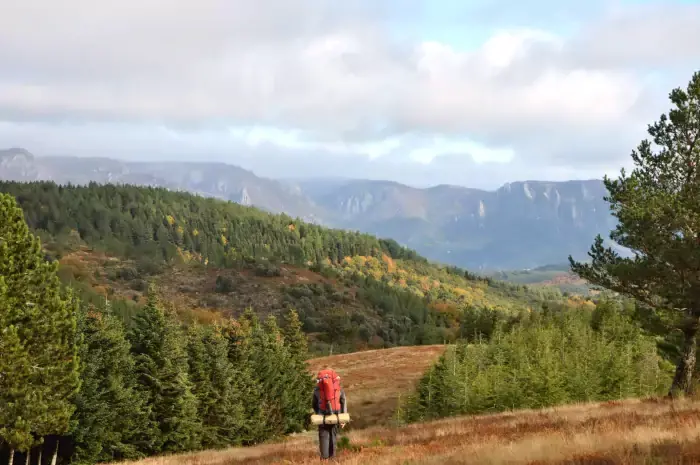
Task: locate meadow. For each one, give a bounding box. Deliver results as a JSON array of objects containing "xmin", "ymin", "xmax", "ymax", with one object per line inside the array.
[
  {"xmin": 308, "ymin": 345, "xmax": 447, "ymax": 429},
  {"xmin": 111, "ymin": 397, "xmax": 700, "ymax": 464}
]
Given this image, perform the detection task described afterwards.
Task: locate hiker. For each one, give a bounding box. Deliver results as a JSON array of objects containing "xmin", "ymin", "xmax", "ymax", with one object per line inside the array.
[{"xmin": 313, "ymin": 368, "xmax": 347, "ymax": 460}]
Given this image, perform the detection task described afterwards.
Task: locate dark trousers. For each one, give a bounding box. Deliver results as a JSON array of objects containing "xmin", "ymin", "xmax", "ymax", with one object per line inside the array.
[{"xmin": 318, "ymin": 424, "xmax": 338, "ymax": 459}]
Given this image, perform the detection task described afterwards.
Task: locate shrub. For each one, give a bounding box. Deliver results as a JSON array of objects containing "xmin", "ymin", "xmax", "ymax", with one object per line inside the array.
[
  {"xmin": 254, "ymin": 263, "xmax": 281, "ymax": 277},
  {"xmin": 116, "ymin": 266, "xmax": 139, "ymax": 281},
  {"xmin": 129, "ymin": 279, "xmax": 148, "ymax": 291},
  {"xmin": 215, "ymin": 275, "xmax": 236, "ymax": 293}
]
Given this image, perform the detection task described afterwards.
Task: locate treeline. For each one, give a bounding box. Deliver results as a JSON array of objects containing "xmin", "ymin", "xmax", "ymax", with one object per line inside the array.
[
  {"xmin": 400, "ymin": 300, "xmax": 674, "ymax": 423},
  {"xmin": 0, "ymin": 181, "xmax": 423, "ymax": 267},
  {"xmin": 1, "ymin": 181, "xmax": 532, "ymax": 300},
  {"xmin": 0, "ymin": 193, "xmax": 313, "ymax": 465},
  {"xmin": 69, "ymin": 297, "xmax": 312, "ymax": 464}
]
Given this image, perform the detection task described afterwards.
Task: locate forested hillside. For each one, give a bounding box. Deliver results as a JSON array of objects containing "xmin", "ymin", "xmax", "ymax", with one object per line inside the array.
[{"xmin": 0, "ymin": 181, "xmax": 565, "ymax": 354}]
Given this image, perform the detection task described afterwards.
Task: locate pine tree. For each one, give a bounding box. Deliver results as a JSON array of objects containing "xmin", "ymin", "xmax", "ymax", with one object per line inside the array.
[
  {"xmin": 70, "ymin": 303, "xmax": 148, "ymax": 464},
  {"xmin": 248, "ymin": 315, "xmax": 287, "ymax": 438},
  {"xmin": 221, "ymin": 316, "xmax": 266, "ymax": 445},
  {"xmin": 570, "ymin": 71, "xmax": 700, "ymax": 397},
  {"xmin": 0, "ymin": 193, "xmax": 80, "ymax": 460},
  {"xmin": 0, "ymin": 310, "xmax": 34, "ymax": 460},
  {"xmin": 282, "ymin": 309, "xmax": 315, "ymax": 433},
  {"xmin": 128, "ymin": 286, "xmax": 202, "ymax": 454},
  {"xmin": 283, "ymin": 309, "xmax": 309, "ymax": 360},
  {"xmin": 186, "ymin": 324, "xmax": 245, "ymax": 449}
]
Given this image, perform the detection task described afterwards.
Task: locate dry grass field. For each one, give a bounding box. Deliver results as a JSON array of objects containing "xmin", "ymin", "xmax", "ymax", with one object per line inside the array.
[
  {"xmin": 307, "ymin": 345, "xmax": 447, "ymax": 428},
  {"xmin": 115, "ymin": 397, "xmax": 700, "ymax": 464}
]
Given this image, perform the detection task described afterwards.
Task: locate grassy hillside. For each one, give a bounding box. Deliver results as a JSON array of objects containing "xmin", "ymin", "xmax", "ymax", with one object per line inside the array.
[
  {"xmin": 111, "ymin": 398, "xmax": 700, "ymax": 464},
  {"xmin": 307, "ymin": 345, "xmax": 446, "ymax": 429},
  {"xmin": 1, "ymin": 181, "xmax": 564, "ymax": 354}
]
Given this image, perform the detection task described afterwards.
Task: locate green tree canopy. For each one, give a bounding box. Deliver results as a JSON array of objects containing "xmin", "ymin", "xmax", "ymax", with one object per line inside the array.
[
  {"xmin": 401, "ymin": 305, "xmax": 672, "ymax": 423},
  {"xmin": 127, "ymin": 287, "xmax": 201, "ymax": 453},
  {"xmin": 186, "ymin": 324, "xmax": 246, "ymax": 449},
  {"xmin": 70, "ymin": 304, "xmax": 148, "ymax": 464},
  {"xmin": 0, "ymin": 193, "xmax": 80, "ymax": 458},
  {"xmin": 280, "ymin": 310, "xmax": 315, "ymax": 433}
]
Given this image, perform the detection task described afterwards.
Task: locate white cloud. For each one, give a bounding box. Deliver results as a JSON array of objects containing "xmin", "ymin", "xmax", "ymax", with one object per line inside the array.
[{"xmin": 0, "ymin": 0, "xmax": 699, "ymax": 186}]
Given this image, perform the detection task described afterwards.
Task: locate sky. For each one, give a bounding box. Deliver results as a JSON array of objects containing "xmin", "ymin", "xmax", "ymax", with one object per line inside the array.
[{"xmin": 1, "ymin": 0, "xmax": 699, "ymax": 189}]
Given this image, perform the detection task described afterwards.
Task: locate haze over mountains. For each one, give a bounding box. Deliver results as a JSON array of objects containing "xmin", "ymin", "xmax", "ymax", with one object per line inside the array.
[{"xmin": 0, "ymin": 147, "xmax": 618, "ymax": 270}]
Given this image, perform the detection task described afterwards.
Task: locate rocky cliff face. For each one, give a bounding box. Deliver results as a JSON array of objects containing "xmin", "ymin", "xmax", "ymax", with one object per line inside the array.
[
  {"xmin": 300, "ymin": 179, "xmax": 616, "ymax": 270},
  {"xmin": 0, "ymin": 149, "xmax": 619, "ymax": 270}
]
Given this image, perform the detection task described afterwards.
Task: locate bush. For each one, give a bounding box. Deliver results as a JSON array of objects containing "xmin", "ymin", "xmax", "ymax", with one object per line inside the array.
[
  {"xmin": 254, "ymin": 263, "xmax": 281, "ymax": 277},
  {"xmin": 136, "ymin": 258, "xmax": 164, "ymax": 276},
  {"xmin": 285, "ymin": 285, "xmax": 313, "ymax": 299},
  {"xmin": 116, "ymin": 266, "xmax": 139, "ymax": 281},
  {"xmin": 215, "ymin": 275, "xmax": 236, "ymax": 293},
  {"xmin": 129, "ymin": 279, "xmax": 148, "ymax": 291}
]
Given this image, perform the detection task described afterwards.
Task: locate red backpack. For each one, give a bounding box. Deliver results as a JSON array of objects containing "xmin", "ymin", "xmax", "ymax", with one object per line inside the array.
[{"xmin": 317, "ymin": 369, "xmax": 341, "ymax": 413}]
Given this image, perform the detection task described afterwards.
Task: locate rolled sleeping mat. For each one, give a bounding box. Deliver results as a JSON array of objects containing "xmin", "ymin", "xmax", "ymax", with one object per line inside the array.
[{"xmin": 310, "ymin": 413, "xmax": 351, "ymax": 425}]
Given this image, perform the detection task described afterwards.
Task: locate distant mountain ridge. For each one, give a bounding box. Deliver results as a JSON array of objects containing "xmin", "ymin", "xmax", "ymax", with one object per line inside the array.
[
  {"xmin": 0, "ymin": 148, "xmax": 617, "ymax": 270},
  {"xmin": 0, "ymin": 148, "xmax": 324, "ymax": 223},
  {"xmin": 302, "ymin": 177, "xmax": 617, "ymax": 270}
]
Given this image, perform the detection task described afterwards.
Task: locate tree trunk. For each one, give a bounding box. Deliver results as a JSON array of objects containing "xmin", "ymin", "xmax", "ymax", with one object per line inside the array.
[
  {"xmin": 8, "ymin": 449, "xmax": 14, "ymax": 465},
  {"xmin": 49, "ymin": 443, "xmax": 58, "ymax": 465},
  {"xmin": 669, "ymin": 317, "xmax": 700, "ymax": 398},
  {"xmin": 37, "ymin": 447, "xmax": 42, "ymax": 465},
  {"xmin": 26, "ymin": 448, "xmax": 30, "ymax": 465}
]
